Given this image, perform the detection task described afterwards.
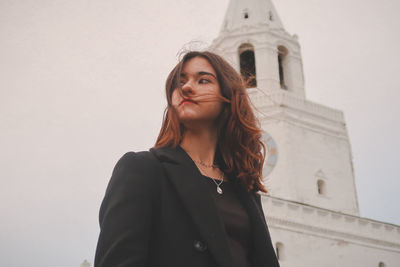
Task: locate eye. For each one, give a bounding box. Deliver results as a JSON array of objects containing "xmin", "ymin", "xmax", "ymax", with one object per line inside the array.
[{"xmin": 199, "ymin": 78, "xmax": 211, "ymax": 84}]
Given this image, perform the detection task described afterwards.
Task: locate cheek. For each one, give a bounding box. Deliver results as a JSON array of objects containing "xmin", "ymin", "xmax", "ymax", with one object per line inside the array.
[
  {"xmin": 204, "ymin": 101, "xmax": 224, "ymax": 118},
  {"xmin": 171, "ymin": 90, "xmax": 181, "ymax": 107}
]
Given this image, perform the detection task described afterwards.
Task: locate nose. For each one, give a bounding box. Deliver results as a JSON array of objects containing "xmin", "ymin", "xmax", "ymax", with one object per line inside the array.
[{"xmin": 181, "ymin": 80, "xmax": 194, "ymax": 96}]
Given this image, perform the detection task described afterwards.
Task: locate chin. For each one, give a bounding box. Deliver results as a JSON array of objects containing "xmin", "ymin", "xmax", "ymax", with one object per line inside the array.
[
  {"xmin": 179, "ymin": 116, "xmax": 219, "ymax": 129},
  {"xmin": 178, "ymin": 116, "xmax": 199, "ymax": 125},
  {"xmin": 177, "ymin": 110, "xmax": 198, "ymax": 120}
]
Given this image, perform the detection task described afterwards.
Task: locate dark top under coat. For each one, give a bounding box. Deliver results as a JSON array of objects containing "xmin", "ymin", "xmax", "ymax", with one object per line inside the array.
[{"xmin": 204, "ymin": 176, "xmax": 252, "ymax": 267}]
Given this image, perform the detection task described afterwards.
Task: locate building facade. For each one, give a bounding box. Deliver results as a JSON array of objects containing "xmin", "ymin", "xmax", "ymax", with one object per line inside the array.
[{"xmin": 210, "ymin": 0, "xmax": 400, "ymax": 266}]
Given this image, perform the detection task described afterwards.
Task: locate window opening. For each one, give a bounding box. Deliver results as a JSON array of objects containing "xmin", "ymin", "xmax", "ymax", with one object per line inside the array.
[
  {"xmin": 239, "ymin": 44, "xmax": 257, "ymax": 88},
  {"xmin": 276, "ymin": 242, "xmax": 284, "ymax": 260},
  {"xmin": 317, "ymin": 180, "xmax": 325, "ymax": 195},
  {"xmin": 277, "ymin": 46, "xmax": 288, "ymax": 90}
]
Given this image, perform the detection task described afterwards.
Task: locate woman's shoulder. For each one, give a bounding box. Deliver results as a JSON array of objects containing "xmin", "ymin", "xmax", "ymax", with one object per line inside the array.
[
  {"xmin": 117, "ymin": 150, "xmax": 160, "ymax": 168},
  {"xmin": 99, "ymin": 150, "xmax": 164, "ymax": 226},
  {"xmin": 118, "ymin": 145, "xmax": 180, "ymax": 166},
  {"xmin": 107, "ymin": 150, "xmax": 164, "ymax": 190}
]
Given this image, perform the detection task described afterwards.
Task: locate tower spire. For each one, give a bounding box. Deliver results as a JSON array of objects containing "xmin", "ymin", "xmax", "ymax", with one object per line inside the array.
[{"xmin": 220, "ymin": 0, "xmax": 285, "ymax": 33}]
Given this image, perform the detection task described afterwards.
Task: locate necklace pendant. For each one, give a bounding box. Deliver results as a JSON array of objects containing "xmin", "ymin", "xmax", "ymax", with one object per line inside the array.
[{"xmin": 217, "ymin": 186, "xmax": 223, "ymax": 194}]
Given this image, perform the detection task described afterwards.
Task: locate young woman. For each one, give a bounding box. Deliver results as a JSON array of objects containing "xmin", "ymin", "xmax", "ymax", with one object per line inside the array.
[{"xmin": 94, "ymin": 51, "xmax": 280, "ymax": 267}]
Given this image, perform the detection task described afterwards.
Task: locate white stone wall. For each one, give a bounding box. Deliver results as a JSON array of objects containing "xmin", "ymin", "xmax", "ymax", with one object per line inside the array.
[
  {"xmin": 246, "ymin": 89, "xmax": 360, "ymax": 215},
  {"xmin": 276, "ymin": 118, "xmax": 358, "ymax": 215},
  {"xmin": 262, "ymin": 196, "xmax": 400, "ymax": 267},
  {"xmin": 270, "ymin": 227, "xmax": 400, "ymax": 267}
]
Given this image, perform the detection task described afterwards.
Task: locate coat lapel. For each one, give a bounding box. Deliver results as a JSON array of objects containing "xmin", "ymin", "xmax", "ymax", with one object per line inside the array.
[{"xmin": 150, "ymin": 146, "xmax": 234, "ymax": 267}]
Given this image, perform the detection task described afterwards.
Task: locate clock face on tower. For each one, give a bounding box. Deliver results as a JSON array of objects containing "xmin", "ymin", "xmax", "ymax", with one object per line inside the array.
[{"xmin": 261, "ymin": 132, "xmax": 278, "ymax": 177}]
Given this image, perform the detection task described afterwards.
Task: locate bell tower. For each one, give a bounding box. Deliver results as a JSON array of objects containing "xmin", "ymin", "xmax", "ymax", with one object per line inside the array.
[
  {"xmin": 211, "ymin": 0, "xmax": 360, "ymax": 216},
  {"xmin": 211, "ymin": 0, "xmax": 305, "ymax": 97}
]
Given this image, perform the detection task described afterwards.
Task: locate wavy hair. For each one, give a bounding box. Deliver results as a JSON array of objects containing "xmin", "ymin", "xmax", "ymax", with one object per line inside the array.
[{"xmin": 154, "ymin": 51, "xmax": 266, "ymax": 193}]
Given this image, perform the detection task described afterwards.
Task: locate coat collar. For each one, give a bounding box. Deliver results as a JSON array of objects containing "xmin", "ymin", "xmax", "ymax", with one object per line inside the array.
[{"xmin": 150, "ymin": 146, "xmax": 279, "ymax": 267}]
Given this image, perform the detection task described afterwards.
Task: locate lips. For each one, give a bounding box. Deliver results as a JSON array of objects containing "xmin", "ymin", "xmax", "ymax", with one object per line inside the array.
[{"xmin": 180, "ymin": 98, "xmax": 197, "ymax": 105}]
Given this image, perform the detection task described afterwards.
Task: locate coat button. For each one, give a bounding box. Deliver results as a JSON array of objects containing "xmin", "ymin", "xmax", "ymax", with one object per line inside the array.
[{"xmin": 193, "ymin": 240, "xmax": 207, "ymax": 252}]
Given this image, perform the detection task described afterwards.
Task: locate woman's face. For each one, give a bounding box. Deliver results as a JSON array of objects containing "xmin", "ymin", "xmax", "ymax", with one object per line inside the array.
[{"xmin": 171, "ymin": 57, "xmax": 224, "ymax": 128}]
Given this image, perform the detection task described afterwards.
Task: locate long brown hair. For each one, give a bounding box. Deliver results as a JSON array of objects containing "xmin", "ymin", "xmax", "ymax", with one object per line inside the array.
[{"xmin": 155, "ymin": 51, "xmax": 266, "ymax": 193}]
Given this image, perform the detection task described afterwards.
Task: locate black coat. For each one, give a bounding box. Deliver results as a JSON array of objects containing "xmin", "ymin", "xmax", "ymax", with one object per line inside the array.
[{"xmin": 94, "ymin": 146, "xmax": 279, "ymax": 267}]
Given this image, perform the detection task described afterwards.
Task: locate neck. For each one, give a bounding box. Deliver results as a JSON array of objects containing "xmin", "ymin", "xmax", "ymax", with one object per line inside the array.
[{"xmin": 180, "ymin": 126, "xmax": 218, "ymax": 166}]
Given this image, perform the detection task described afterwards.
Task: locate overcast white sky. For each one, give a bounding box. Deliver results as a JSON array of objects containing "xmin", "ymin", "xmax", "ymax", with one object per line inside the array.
[{"xmin": 1, "ymin": 0, "xmax": 399, "ymax": 266}]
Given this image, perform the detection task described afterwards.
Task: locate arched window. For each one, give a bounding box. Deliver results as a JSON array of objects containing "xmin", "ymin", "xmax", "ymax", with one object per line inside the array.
[
  {"xmin": 239, "ymin": 43, "xmax": 257, "ymax": 88},
  {"xmin": 243, "ymin": 9, "xmax": 249, "ymax": 19},
  {"xmin": 317, "ymin": 179, "xmax": 325, "ymax": 195},
  {"xmin": 277, "ymin": 46, "xmax": 288, "ymax": 90},
  {"xmin": 269, "ymin": 11, "xmax": 274, "ymax": 21},
  {"xmin": 379, "ymin": 262, "xmax": 385, "ymax": 267},
  {"xmin": 275, "ymin": 242, "xmax": 284, "ymax": 261}
]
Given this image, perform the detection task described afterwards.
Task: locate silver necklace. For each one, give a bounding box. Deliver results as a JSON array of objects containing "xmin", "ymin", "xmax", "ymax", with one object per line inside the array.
[{"xmin": 196, "ymin": 164, "xmax": 225, "ymax": 195}]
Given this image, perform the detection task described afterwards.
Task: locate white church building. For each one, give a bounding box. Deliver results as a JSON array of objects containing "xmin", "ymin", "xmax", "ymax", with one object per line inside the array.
[{"xmin": 210, "ymin": 0, "xmax": 400, "ymax": 266}]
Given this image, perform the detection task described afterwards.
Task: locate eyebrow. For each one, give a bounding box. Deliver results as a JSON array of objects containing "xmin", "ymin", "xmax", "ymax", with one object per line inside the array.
[
  {"xmin": 180, "ymin": 71, "xmax": 217, "ymax": 79},
  {"xmin": 198, "ymin": 71, "xmax": 217, "ymax": 79}
]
